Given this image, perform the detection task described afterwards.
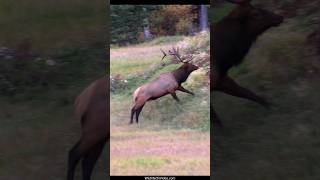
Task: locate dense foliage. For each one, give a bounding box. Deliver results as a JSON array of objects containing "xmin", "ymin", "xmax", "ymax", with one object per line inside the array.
[
  {"xmin": 111, "ymin": 5, "xmax": 207, "ymax": 45},
  {"xmin": 110, "ymin": 5, "xmax": 156, "ymax": 45},
  {"xmin": 149, "ymin": 5, "xmax": 197, "ymax": 36}
]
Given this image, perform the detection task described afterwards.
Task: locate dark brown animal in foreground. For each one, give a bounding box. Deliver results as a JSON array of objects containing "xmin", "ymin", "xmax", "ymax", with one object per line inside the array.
[
  {"xmin": 212, "ymin": 0, "xmax": 284, "ymax": 127},
  {"xmin": 130, "ymin": 48, "xmax": 198, "ymax": 124},
  {"xmin": 67, "ymin": 76, "xmax": 109, "ymax": 180}
]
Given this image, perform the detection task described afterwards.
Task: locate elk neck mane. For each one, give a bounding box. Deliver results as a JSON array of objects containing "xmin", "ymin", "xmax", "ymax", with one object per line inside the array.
[
  {"xmin": 213, "ymin": 19, "xmax": 259, "ymax": 73},
  {"xmin": 172, "ymin": 64, "xmax": 193, "ymax": 85}
]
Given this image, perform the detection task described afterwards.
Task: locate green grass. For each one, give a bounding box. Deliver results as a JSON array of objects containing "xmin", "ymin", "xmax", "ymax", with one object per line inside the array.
[
  {"xmin": 111, "ymin": 155, "xmax": 209, "ymax": 175},
  {"xmin": 128, "ymin": 156, "xmax": 166, "ymax": 168},
  {"xmin": 110, "ymin": 127, "xmax": 210, "ymax": 175},
  {"xmin": 110, "ymin": 35, "xmax": 186, "ymax": 77},
  {"xmin": 148, "ymin": 64, "xmax": 180, "ymax": 79},
  {"xmin": 111, "ymin": 54, "xmax": 160, "ymax": 76}
]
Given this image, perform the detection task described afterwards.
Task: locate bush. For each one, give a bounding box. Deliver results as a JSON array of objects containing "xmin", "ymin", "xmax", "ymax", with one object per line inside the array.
[{"xmin": 177, "ymin": 31, "xmax": 210, "ymax": 70}]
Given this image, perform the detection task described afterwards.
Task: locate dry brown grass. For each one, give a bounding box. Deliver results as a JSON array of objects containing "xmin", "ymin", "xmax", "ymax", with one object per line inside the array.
[
  {"xmin": 110, "ymin": 126, "xmax": 210, "ymax": 176},
  {"xmin": 111, "ymin": 43, "xmax": 175, "ymax": 60}
]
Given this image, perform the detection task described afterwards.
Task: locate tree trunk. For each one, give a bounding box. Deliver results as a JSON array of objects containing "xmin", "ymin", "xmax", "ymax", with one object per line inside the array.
[
  {"xmin": 200, "ymin": 5, "xmax": 208, "ymax": 31},
  {"xmin": 143, "ymin": 7, "xmax": 152, "ymax": 39}
]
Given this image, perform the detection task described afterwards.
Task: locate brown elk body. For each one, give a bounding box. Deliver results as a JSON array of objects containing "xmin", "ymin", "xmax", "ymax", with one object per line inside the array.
[
  {"xmin": 212, "ymin": 0, "xmax": 283, "ymax": 127},
  {"xmin": 131, "ymin": 62, "xmax": 198, "ymax": 124},
  {"xmin": 67, "ymin": 76, "xmax": 109, "ymax": 180}
]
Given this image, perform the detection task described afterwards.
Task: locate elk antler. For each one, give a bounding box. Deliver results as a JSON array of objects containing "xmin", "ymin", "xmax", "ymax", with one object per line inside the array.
[
  {"xmin": 168, "ymin": 46, "xmax": 184, "ymax": 63},
  {"xmin": 160, "ymin": 49, "xmax": 167, "ymax": 61},
  {"xmin": 226, "ymin": 0, "xmax": 251, "ymax": 4},
  {"xmin": 167, "ymin": 46, "xmax": 196, "ymax": 64},
  {"xmin": 160, "ymin": 49, "xmax": 167, "ymax": 66},
  {"xmin": 184, "ymin": 54, "xmax": 194, "ymax": 63}
]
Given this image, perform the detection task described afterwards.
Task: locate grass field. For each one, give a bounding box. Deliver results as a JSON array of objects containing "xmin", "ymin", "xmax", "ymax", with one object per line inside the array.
[
  {"xmin": 111, "ymin": 127, "xmax": 209, "ymax": 175},
  {"xmin": 111, "ymin": 43, "xmax": 174, "ymax": 76},
  {"xmin": 110, "ymin": 36, "xmax": 210, "ymax": 176}
]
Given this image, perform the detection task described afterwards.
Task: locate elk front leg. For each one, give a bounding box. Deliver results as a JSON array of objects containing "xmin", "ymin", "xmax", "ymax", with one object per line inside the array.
[
  {"xmin": 178, "ymin": 86, "xmax": 195, "ymax": 96},
  {"xmin": 171, "ymin": 92, "xmax": 180, "ymax": 102},
  {"xmin": 217, "ymin": 76, "xmax": 271, "ymax": 108}
]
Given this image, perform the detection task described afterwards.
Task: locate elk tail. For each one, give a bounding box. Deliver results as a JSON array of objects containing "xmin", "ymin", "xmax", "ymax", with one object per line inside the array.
[{"xmin": 133, "ymin": 87, "xmax": 141, "ymax": 102}]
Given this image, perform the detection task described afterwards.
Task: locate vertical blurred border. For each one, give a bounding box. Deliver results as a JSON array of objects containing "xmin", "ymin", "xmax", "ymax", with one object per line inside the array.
[{"xmin": 0, "ymin": 0, "xmax": 109, "ymax": 179}]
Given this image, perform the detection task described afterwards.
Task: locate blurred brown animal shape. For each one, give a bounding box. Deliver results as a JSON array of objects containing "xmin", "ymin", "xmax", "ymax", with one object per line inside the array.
[
  {"xmin": 67, "ymin": 76, "xmax": 109, "ymax": 180},
  {"xmin": 212, "ymin": 0, "xmax": 284, "ymax": 127}
]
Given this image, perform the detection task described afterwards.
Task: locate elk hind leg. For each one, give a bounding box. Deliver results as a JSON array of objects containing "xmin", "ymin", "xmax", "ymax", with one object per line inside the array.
[
  {"xmin": 67, "ymin": 139, "xmax": 85, "ymax": 180},
  {"xmin": 178, "ymin": 86, "xmax": 194, "ymax": 96},
  {"xmin": 135, "ymin": 104, "xmax": 145, "ymax": 123},
  {"xmin": 171, "ymin": 92, "xmax": 180, "ymax": 102},
  {"xmin": 82, "ymin": 138, "xmax": 107, "ymax": 180},
  {"xmin": 130, "ymin": 106, "xmax": 135, "ymax": 124}
]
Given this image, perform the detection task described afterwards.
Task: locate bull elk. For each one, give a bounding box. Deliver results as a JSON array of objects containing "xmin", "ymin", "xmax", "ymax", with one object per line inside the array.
[
  {"xmin": 212, "ymin": 0, "xmax": 284, "ymax": 127},
  {"xmin": 130, "ymin": 47, "xmax": 198, "ymax": 124},
  {"xmin": 67, "ymin": 76, "xmax": 109, "ymax": 180}
]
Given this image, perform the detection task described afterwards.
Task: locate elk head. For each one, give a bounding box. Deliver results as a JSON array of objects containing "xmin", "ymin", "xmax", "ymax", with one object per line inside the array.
[{"xmin": 226, "ymin": 0, "xmax": 283, "ymax": 37}]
